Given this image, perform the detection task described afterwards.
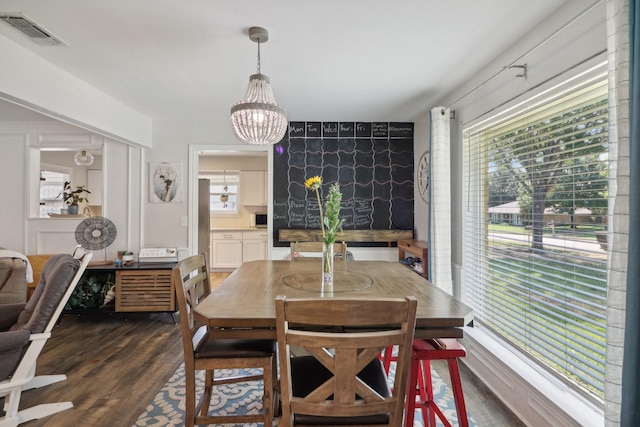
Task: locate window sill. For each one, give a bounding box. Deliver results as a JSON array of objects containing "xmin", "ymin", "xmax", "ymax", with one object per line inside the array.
[{"xmin": 461, "ymin": 326, "xmax": 604, "ymax": 427}]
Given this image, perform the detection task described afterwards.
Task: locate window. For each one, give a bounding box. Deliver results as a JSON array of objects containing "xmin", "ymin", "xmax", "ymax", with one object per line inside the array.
[
  {"xmin": 39, "ymin": 169, "xmax": 70, "ymax": 217},
  {"xmin": 463, "ymin": 75, "xmax": 608, "ymax": 401},
  {"xmin": 200, "ymin": 171, "xmax": 240, "ymax": 214}
]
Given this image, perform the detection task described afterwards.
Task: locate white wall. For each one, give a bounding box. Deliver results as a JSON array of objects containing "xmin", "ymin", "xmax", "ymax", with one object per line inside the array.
[
  {"xmin": 0, "ymin": 133, "xmax": 27, "ymax": 252},
  {"xmin": 145, "ymin": 119, "xmax": 245, "ymax": 250},
  {"xmin": 412, "ymin": 120, "xmax": 430, "ymax": 242},
  {"xmin": 0, "ymin": 36, "xmax": 152, "ymax": 147},
  {"xmin": 0, "ymin": 119, "xmax": 142, "ymax": 261}
]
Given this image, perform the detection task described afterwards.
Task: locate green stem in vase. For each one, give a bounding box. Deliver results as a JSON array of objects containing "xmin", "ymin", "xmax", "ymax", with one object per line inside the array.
[{"xmin": 314, "ymin": 188, "xmax": 326, "ymax": 239}]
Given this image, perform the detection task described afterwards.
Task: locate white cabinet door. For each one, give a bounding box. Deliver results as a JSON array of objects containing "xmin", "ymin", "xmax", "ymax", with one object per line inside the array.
[
  {"xmin": 243, "ymin": 239, "xmax": 267, "ymax": 262},
  {"xmin": 242, "ymin": 230, "xmax": 268, "ymax": 262},
  {"xmin": 211, "ymin": 231, "xmax": 243, "ymax": 269},
  {"xmin": 241, "ymin": 170, "xmax": 267, "ymax": 206}
]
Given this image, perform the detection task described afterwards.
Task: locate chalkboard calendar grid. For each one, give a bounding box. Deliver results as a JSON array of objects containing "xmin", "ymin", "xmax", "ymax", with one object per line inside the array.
[{"xmin": 273, "ymin": 122, "xmax": 414, "ymax": 247}]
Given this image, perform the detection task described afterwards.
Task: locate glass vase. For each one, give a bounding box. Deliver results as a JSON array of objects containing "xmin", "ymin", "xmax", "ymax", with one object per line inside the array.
[{"xmin": 322, "ymin": 241, "xmax": 334, "ymax": 292}]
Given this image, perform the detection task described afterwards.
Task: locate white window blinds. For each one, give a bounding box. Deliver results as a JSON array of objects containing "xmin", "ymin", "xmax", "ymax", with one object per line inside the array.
[{"xmin": 462, "ymin": 76, "xmax": 609, "ymax": 400}]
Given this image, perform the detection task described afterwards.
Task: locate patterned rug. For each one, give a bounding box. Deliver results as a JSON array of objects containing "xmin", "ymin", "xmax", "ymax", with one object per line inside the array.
[{"xmin": 134, "ymin": 362, "xmax": 476, "ymax": 427}]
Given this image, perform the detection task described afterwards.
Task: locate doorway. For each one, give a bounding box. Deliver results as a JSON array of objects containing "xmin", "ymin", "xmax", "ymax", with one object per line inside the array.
[{"xmin": 187, "ymin": 144, "xmax": 273, "ymax": 260}]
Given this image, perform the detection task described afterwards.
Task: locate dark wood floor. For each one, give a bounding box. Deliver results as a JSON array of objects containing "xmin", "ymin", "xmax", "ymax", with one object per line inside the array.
[{"xmin": 12, "ymin": 272, "xmax": 524, "ymax": 427}]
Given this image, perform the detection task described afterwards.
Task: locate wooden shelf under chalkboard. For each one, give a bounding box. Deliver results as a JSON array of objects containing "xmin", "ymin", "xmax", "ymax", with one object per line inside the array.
[{"xmin": 279, "ymin": 229, "xmax": 413, "ymax": 245}]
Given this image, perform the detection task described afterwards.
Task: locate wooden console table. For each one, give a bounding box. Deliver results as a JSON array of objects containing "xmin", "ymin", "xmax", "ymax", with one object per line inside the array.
[
  {"xmin": 398, "ymin": 239, "xmax": 428, "ymax": 279},
  {"xmin": 84, "ymin": 262, "xmax": 177, "ymax": 313}
]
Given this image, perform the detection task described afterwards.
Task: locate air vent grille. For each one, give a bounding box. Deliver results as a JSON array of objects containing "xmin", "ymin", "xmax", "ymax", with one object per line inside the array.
[{"xmin": 0, "ymin": 14, "xmax": 66, "ymax": 45}]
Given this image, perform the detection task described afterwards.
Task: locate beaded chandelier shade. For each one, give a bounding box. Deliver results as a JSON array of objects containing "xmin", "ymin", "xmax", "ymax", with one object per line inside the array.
[{"xmin": 230, "ymin": 27, "xmax": 287, "ymax": 145}]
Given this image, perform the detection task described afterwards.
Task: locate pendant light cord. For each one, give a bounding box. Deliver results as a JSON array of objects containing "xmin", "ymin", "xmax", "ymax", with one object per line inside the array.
[{"xmin": 256, "ymin": 40, "xmax": 261, "ymax": 74}]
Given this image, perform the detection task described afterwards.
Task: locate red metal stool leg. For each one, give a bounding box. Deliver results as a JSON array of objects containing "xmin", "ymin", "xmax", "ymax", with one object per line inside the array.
[
  {"xmin": 422, "ymin": 359, "xmax": 438, "ymax": 427},
  {"xmin": 381, "ymin": 345, "xmax": 395, "ymax": 375},
  {"xmin": 448, "ymin": 358, "xmax": 469, "ymax": 427},
  {"xmin": 409, "ymin": 339, "xmax": 468, "ymax": 427},
  {"xmin": 403, "ymin": 350, "xmax": 420, "ymax": 427}
]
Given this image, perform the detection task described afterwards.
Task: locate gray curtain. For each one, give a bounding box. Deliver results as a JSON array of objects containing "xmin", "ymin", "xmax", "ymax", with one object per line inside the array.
[{"xmin": 621, "ymin": 1, "xmax": 640, "ymax": 425}]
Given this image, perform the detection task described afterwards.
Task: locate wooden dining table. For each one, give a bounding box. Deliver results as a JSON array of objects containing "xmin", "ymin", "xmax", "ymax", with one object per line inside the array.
[{"xmin": 194, "ymin": 259, "xmax": 474, "ymax": 340}]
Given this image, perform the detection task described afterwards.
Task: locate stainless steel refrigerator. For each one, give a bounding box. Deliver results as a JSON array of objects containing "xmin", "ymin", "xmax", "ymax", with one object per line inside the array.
[{"xmin": 198, "ymin": 179, "xmax": 211, "ymax": 264}]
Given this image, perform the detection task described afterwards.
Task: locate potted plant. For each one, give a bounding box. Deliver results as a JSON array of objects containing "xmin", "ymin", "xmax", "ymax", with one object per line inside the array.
[
  {"xmin": 59, "ymin": 181, "xmax": 91, "ymax": 214},
  {"xmin": 119, "ymin": 251, "xmax": 135, "ymax": 265},
  {"xmin": 220, "ymin": 184, "xmax": 229, "ymax": 203}
]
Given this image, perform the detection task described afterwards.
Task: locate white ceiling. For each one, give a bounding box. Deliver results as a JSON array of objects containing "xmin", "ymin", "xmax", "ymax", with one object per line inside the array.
[{"xmin": 0, "ymin": 0, "xmax": 567, "ymax": 125}]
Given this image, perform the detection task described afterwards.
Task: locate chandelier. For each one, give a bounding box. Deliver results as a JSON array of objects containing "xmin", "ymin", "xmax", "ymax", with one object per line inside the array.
[
  {"xmin": 74, "ymin": 150, "xmax": 94, "ymax": 166},
  {"xmin": 230, "ymin": 27, "xmax": 287, "ymax": 145}
]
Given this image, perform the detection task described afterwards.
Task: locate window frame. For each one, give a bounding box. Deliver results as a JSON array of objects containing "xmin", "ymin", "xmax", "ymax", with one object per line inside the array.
[
  {"xmin": 462, "ymin": 73, "xmax": 609, "ymax": 403},
  {"xmin": 39, "ymin": 163, "xmax": 72, "ymax": 218}
]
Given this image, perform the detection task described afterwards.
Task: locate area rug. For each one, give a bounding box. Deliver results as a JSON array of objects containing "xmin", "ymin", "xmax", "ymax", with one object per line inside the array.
[{"xmin": 134, "ymin": 362, "xmax": 476, "ymax": 427}]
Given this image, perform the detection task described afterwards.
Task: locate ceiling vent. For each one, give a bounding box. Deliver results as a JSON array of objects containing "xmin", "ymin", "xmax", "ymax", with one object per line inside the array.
[{"xmin": 0, "ymin": 13, "xmax": 67, "ymax": 46}]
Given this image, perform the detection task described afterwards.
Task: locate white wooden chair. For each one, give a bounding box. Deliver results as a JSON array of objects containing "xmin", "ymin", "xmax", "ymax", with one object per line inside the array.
[{"xmin": 0, "ymin": 247, "xmax": 92, "ymax": 427}]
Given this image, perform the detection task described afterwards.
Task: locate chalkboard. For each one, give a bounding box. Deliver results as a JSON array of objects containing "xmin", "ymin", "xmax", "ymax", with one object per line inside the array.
[{"xmin": 273, "ymin": 122, "xmax": 414, "ymax": 247}]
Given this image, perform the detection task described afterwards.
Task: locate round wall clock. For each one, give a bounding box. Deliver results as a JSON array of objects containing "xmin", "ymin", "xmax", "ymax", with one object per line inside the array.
[{"xmin": 417, "ymin": 151, "xmax": 430, "ymax": 202}]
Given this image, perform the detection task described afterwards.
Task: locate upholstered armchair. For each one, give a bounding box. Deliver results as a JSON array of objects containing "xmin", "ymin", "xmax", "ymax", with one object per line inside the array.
[
  {"xmin": 0, "ymin": 249, "xmax": 92, "ymax": 426},
  {"xmin": 0, "ymin": 250, "xmax": 27, "ymax": 304}
]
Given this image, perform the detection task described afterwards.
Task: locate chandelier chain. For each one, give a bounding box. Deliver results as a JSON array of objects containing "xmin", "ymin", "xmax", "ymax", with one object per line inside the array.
[{"xmin": 257, "ymin": 40, "xmax": 261, "ymax": 75}]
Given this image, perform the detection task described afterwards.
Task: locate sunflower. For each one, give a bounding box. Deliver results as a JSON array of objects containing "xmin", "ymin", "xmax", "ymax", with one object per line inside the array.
[
  {"xmin": 305, "ymin": 176, "xmax": 326, "ymax": 237},
  {"xmin": 304, "ymin": 176, "xmax": 322, "ymax": 191},
  {"xmin": 305, "ymin": 176, "xmax": 343, "ymax": 245}
]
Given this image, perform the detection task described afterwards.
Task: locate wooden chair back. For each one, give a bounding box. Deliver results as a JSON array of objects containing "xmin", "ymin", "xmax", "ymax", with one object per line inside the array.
[
  {"xmin": 275, "ymin": 295, "xmax": 417, "ymax": 426},
  {"xmin": 290, "ymin": 241, "xmax": 347, "ymax": 260},
  {"xmin": 173, "ymin": 254, "xmax": 276, "ymax": 427},
  {"xmin": 172, "ymin": 253, "xmax": 211, "ymax": 356}
]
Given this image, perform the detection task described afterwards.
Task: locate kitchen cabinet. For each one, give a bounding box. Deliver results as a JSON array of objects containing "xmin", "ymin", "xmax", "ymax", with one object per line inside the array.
[
  {"xmin": 211, "ymin": 231, "xmax": 243, "ymax": 269},
  {"xmin": 241, "ymin": 170, "xmax": 267, "ymax": 206},
  {"xmin": 242, "ymin": 230, "xmax": 268, "ymax": 262},
  {"xmin": 210, "ymin": 230, "xmax": 268, "ymax": 269}
]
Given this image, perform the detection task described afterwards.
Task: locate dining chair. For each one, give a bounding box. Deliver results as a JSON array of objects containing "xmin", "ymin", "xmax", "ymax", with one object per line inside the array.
[
  {"xmin": 172, "ymin": 254, "xmax": 277, "ymax": 427},
  {"xmin": 275, "ymin": 295, "xmax": 417, "ymax": 426},
  {"xmin": 289, "ymin": 241, "xmax": 348, "ymax": 260}
]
